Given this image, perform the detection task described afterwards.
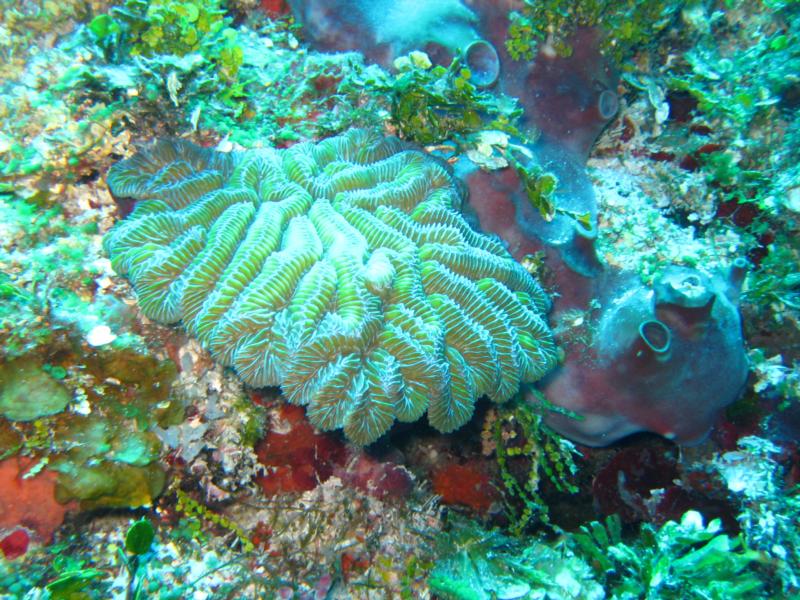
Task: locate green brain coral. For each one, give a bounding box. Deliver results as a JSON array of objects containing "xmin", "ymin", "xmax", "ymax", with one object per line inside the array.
[{"xmin": 104, "ymin": 129, "xmax": 556, "ymax": 444}]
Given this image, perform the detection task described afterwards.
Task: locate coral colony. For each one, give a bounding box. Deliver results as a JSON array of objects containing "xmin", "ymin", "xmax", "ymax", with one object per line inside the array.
[
  {"xmin": 104, "ymin": 130, "xmax": 556, "ymax": 443},
  {"xmin": 1, "ymin": 0, "xmax": 799, "ymax": 597}
]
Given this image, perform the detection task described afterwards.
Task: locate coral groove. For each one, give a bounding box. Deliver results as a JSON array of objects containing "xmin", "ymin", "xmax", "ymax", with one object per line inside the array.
[{"xmin": 105, "ymin": 130, "xmax": 556, "ymax": 443}]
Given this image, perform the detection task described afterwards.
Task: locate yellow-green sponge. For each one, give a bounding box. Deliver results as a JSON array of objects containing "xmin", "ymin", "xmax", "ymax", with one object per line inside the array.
[{"xmin": 105, "ymin": 129, "xmax": 556, "ymax": 444}]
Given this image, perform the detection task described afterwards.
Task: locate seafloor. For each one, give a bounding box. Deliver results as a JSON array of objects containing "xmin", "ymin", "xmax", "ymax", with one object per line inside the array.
[{"xmin": 0, "ymin": 1, "xmax": 798, "ymax": 599}]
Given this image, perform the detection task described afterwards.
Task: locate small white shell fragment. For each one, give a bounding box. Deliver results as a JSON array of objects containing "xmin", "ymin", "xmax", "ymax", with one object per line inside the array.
[{"xmin": 86, "ymin": 324, "xmax": 117, "ymax": 346}]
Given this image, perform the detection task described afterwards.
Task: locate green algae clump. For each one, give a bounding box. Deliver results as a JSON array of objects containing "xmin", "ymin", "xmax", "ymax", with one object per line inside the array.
[
  {"xmin": 0, "ymin": 349, "xmax": 180, "ymax": 510},
  {"xmin": 47, "ymin": 400, "xmax": 168, "ymax": 510},
  {"xmin": 53, "ymin": 460, "xmax": 166, "ymax": 510},
  {"xmin": 506, "ymin": 0, "xmax": 683, "ymax": 62},
  {"xmin": 0, "ymin": 360, "xmax": 72, "ymax": 422}
]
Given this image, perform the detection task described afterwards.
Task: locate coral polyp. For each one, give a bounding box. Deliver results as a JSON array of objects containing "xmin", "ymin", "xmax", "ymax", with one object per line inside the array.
[{"xmin": 104, "ymin": 129, "xmax": 557, "ymax": 444}]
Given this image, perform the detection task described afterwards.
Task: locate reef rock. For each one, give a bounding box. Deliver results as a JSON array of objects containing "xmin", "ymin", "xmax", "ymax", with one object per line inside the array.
[{"xmin": 104, "ymin": 129, "xmax": 557, "ymax": 444}]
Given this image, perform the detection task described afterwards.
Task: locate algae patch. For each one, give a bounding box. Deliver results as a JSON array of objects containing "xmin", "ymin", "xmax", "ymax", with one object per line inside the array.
[{"xmin": 0, "ymin": 360, "xmax": 72, "ymax": 422}]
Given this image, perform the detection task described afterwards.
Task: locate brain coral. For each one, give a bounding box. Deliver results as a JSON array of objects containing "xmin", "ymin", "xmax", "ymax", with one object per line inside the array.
[{"xmin": 104, "ymin": 129, "xmax": 556, "ymax": 444}]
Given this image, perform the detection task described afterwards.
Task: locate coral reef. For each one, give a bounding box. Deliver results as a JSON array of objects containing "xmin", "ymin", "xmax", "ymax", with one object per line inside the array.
[
  {"xmin": 104, "ymin": 129, "xmax": 557, "ymax": 444},
  {"xmin": 2, "ymin": 0, "xmax": 800, "ymax": 597}
]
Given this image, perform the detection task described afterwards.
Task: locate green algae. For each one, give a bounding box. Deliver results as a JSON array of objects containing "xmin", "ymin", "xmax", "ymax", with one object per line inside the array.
[
  {"xmin": 90, "ymin": 0, "xmax": 239, "ymax": 77},
  {"xmin": 490, "ymin": 396, "xmax": 580, "ymax": 536},
  {"xmin": 43, "ymin": 349, "xmax": 181, "ymax": 508},
  {"xmin": 429, "ymin": 515, "xmax": 602, "ymax": 600},
  {"xmin": 0, "ymin": 360, "xmax": 72, "ymax": 422},
  {"xmin": 0, "ymin": 348, "xmax": 181, "ymax": 510},
  {"xmin": 347, "ymin": 51, "xmax": 523, "ymax": 145},
  {"xmin": 506, "ymin": 0, "xmax": 683, "ymax": 62},
  {"xmin": 53, "ymin": 460, "xmax": 166, "ymax": 509},
  {"xmin": 125, "ymin": 518, "xmax": 155, "ymax": 556},
  {"xmin": 430, "ymin": 511, "xmax": 767, "ymax": 600},
  {"xmin": 667, "ymin": 0, "xmax": 800, "ymax": 216}
]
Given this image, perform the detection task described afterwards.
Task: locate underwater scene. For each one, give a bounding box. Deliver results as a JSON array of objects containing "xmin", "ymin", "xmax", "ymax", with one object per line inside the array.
[{"xmin": 0, "ymin": 0, "xmax": 799, "ymax": 598}]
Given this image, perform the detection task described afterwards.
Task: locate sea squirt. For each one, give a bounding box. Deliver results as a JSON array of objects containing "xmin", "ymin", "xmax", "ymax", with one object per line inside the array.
[{"xmin": 541, "ymin": 264, "xmax": 749, "ymax": 446}]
